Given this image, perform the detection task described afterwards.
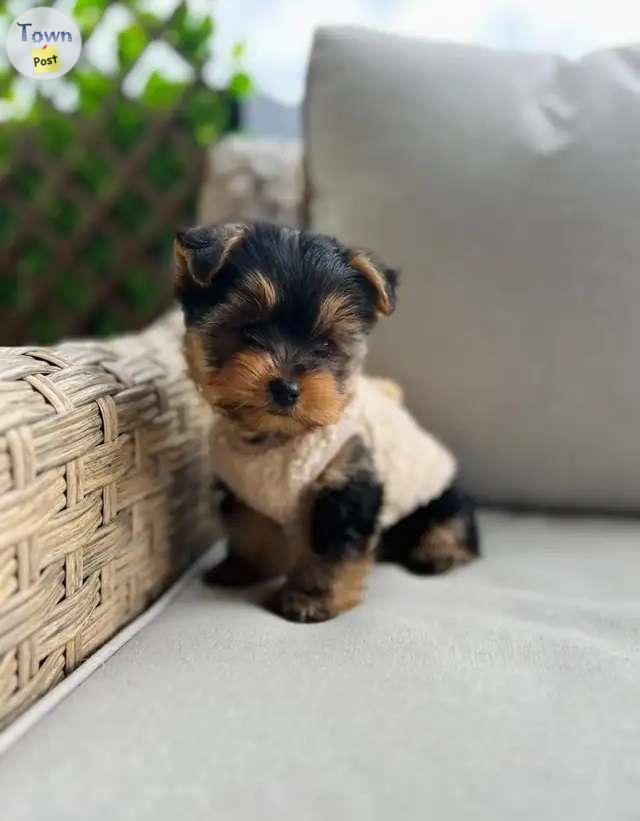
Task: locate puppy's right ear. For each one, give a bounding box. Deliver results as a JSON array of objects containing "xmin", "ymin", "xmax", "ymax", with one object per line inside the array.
[
  {"xmin": 174, "ymin": 223, "xmax": 246, "ymax": 287},
  {"xmin": 348, "ymin": 250, "xmax": 399, "ymax": 318}
]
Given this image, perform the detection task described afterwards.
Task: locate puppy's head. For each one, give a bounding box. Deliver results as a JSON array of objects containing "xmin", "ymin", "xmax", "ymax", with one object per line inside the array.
[{"xmin": 174, "ymin": 221, "xmax": 398, "ymax": 437}]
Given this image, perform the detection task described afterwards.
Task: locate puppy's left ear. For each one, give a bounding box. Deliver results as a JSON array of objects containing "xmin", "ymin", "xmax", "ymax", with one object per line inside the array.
[
  {"xmin": 174, "ymin": 223, "xmax": 246, "ymax": 287},
  {"xmin": 349, "ymin": 250, "xmax": 399, "ymax": 317}
]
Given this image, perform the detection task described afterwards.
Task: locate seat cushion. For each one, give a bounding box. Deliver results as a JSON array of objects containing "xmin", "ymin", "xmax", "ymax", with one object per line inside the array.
[
  {"xmin": 1, "ymin": 512, "xmax": 639, "ymax": 820},
  {"xmin": 305, "ymin": 27, "xmax": 640, "ymax": 511}
]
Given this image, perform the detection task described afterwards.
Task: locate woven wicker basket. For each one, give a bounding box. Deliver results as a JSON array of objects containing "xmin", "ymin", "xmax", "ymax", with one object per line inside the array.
[{"xmin": 0, "ymin": 310, "xmax": 216, "ymax": 730}]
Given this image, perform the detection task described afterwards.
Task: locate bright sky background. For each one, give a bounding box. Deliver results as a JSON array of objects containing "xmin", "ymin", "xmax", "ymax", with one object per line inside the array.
[
  {"xmin": 2, "ymin": 0, "xmax": 640, "ymax": 111},
  {"xmin": 207, "ymin": 0, "xmax": 640, "ymax": 105}
]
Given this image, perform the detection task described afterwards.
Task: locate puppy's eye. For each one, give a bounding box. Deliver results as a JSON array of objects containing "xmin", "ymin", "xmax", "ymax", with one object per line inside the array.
[{"xmin": 314, "ymin": 338, "xmax": 335, "ymax": 357}]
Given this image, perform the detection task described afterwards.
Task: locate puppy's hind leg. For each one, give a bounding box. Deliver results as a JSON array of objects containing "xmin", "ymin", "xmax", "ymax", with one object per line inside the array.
[{"xmin": 378, "ymin": 485, "xmax": 479, "ymax": 575}]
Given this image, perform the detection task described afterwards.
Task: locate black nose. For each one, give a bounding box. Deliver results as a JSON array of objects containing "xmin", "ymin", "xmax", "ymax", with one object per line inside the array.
[{"xmin": 268, "ymin": 378, "xmax": 300, "ymax": 408}]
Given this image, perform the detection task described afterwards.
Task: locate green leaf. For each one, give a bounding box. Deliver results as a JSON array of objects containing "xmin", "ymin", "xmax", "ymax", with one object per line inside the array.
[
  {"xmin": 41, "ymin": 114, "xmax": 75, "ymax": 156},
  {"xmin": 0, "ymin": 68, "xmax": 15, "ymax": 101},
  {"xmin": 29, "ymin": 315, "xmax": 61, "ymax": 345},
  {"xmin": 0, "ymin": 204, "xmax": 17, "ymax": 244},
  {"xmin": 231, "ymin": 42, "xmax": 245, "ymax": 60},
  {"xmin": 182, "ymin": 87, "xmax": 226, "ymax": 137},
  {"xmin": 120, "ymin": 267, "xmax": 160, "ymax": 311},
  {"xmin": 108, "ymin": 100, "xmax": 145, "ymax": 151},
  {"xmin": 0, "ymin": 131, "xmax": 11, "ymax": 176},
  {"xmin": 85, "ymin": 232, "xmax": 113, "ymax": 270},
  {"xmin": 73, "ymin": 0, "xmax": 110, "ymax": 37},
  {"xmin": 194, "ymin": 122, "xmax": 218, "ymax": 145},
  {"xmin": 142, "ymin": 71, "xmax": 186, "ymax": 110},
  {"xmin": 146, "ymin": 143, "xmax": 187, "ymax": 188},
  {"xmin": 0, "ymin": 274, "xmax": 21, "ymax": 310},
  {"xmin": 22, "ymin": 93, "xmax": 52, "ymax": 126},
  {"xmin": 11, "ymin": 163, "xmax": 42, "ymax": 200},
  {"xmin": 56, "ymin": 272, "xmax": 91, "ymax": 312},
  {"xmin": 117, "ymin": 23, "xmax": 148, "ymax": 70},
  {"xmin": 74, "ymin": 153, "xmax": 110, "ymax": 194},
  {"xmin": 21, "ymin": 240, "xmax": 49, "ymax": 277},
  {"xmin": 48, "ymin": 198, "xmax": 80, "ymax": 234},
  {"xmin": 113, "ymin": 193, "xmax": 150, "ymax": 230},
  {"xmin": 137, "ymin": 11, "xmax": 163, "ymax": 30},
  {"xmin": 148, "ymin": 232, "xmax": 175, "ymax": 264},
  {"xmin": 166, "ymin": 4, "xmax": 213, "ymax": 65},
  {"xmin": 92, "ymin": 310, "xmax": 124, "ymax": 339},
  {"xmin": 229, "ymin": 71, "xmax": 252, "ymax": 98},
  {"xmin": 72, "ymin": 70, "xmax": 111, "ymax": 115}
]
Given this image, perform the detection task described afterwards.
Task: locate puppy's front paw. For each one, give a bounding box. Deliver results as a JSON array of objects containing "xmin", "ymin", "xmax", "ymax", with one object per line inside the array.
[{"xmin": 269, "ymin": 587, "xmax": 335, "ymax": 623}]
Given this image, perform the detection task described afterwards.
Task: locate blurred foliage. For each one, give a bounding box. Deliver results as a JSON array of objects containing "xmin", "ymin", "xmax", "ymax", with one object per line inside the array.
[{"xmin": 0, "ymin": 0, "xmax": 252, "ymax": 344}]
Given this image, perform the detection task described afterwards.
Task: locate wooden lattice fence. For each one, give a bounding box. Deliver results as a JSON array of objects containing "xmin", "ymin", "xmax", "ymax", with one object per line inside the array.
[{"xmin": 0, "ymin": 1, "xmax": 244, "ymax": 345}]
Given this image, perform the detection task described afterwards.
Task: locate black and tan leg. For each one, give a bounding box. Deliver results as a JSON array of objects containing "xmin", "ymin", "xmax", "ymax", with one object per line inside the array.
[
  {"xmin": 269, "ymin": 435, "xmax": 383, "ymax": 622},
  {"xmin": 204, "ymin": 479, "xmax": 297, "ymax": 587},
  {"xmin": 378, "ymin": 485, "xmax": 479, "ymax": 575}
]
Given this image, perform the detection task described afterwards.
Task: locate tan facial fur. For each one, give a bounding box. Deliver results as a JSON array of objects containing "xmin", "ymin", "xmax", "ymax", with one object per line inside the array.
[{"xmin": 184, "ymin": 329, "xmax": 347, "ymax": 436}]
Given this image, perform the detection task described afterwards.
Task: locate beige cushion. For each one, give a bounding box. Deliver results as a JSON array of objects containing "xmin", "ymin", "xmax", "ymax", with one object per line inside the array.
[
  {"xmin": 305, "ymin": 27, "xmax": 640, "ymax": 510},
  {"xmin": 2, "ymin": 512, "xmax": 639, "ymax": 819}
]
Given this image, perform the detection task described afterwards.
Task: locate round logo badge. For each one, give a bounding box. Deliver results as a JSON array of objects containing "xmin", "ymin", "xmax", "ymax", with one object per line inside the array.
[{"xmin": 6, "ymin": 7, "xmax": 82, "ymax": 80}]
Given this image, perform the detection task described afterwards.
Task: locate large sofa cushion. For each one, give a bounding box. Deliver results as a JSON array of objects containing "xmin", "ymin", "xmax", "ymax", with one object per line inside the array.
[{"xmin": 305, "ymin": 27, "xmax": 640, "ymax": 510}]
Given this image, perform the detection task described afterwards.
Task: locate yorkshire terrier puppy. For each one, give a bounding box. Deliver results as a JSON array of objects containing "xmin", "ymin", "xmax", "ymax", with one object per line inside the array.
[{"xmin": 175, "ymin": 221, "xmax": 479, "ymax": 622}]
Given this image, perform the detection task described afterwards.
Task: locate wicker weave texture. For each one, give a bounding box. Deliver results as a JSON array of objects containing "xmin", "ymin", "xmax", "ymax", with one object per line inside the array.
[{"xmin": 0, "ymin": 310, "xmax": 216, "ymax": 729}]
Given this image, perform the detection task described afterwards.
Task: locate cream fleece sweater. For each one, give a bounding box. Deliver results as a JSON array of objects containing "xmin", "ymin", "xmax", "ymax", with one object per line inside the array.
[{"xmin": 210, "ymin": 375, "xmax": 456, "ymax": 532}]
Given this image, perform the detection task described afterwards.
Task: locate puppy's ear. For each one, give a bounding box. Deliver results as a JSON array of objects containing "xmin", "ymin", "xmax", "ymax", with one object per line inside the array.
[
  {"xmin": 174, "ymin": 223, "xmax": 246, "ymax": 287},
  {"xmin": 349, "ymin": 250, "xmax": 399, "ymax": 317}
]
